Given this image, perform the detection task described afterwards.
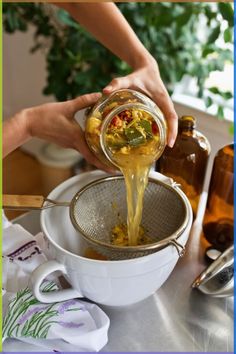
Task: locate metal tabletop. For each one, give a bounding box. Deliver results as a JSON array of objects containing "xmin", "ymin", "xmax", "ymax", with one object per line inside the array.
[
  {"xmin": 12, "ymin": 194, "xmax": 233, "ymax": 352},
  {"xmin": 102, "ymin": 219, "xmax": 233, "ymax": 352}
]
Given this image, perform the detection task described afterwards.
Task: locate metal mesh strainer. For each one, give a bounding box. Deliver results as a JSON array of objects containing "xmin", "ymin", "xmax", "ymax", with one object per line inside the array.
[{"xmin": 70, "ymin": 175, "xmax": 190, "ymax": 260}]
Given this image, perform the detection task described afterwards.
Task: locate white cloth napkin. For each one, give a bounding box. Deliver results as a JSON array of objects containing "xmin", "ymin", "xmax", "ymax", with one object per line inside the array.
[{"xmin": 2, "ymin": 213, "xmax": 110, "ymax": 352}]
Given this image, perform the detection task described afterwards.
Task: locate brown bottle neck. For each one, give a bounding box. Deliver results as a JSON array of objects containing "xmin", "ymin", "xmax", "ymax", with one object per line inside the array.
[
  {"xmin": 178, "ymin": 126, "xmax": 195, "ymax": 136},
  {"xmin": 178, "ymin": 116, "xmax": 196, "ymax": 135},
  {"xmin": 222, "ymin": 143, "xmax": 234, "ymax": 157}
]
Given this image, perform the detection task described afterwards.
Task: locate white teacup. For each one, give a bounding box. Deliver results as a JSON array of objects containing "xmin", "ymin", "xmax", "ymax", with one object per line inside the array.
[{"xmin": 29, "ymin": 171, "xmax": 192, "ymax": 307}]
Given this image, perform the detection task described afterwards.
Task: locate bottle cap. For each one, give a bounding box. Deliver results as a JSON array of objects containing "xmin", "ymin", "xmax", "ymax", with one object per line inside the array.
[
  {"xmin": 179, "ymin": 115, "xmax": 196, "ymax": 130},
  {"xmin": 205, "ymin": 247, "xmax": 222, "ymax": 262}
]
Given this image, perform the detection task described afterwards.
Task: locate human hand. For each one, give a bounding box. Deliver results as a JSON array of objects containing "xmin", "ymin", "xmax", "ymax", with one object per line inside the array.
[
  {"xmin": 103, "ymin": 59, "xmax": 178, "ymax": 148},
  {"xmin": 24, "ymin": 93, "xmax": 114, "ymax": 172}
]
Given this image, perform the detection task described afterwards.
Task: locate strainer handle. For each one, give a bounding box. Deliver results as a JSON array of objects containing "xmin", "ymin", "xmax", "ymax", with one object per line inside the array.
[
  {"xmin": 3, "ymin": 194, "xmax": 70, "ymax": 210},
  {"xmin": 169, "ymin": 240, "xmax": 186, "ymax": 257},
  {"xmin": 3, "ymin": 194, "xmax": 45, "ymax": 210},
  {"xmin": 29, "ymin": 260, "xmax": 83, "ymax": 303}
]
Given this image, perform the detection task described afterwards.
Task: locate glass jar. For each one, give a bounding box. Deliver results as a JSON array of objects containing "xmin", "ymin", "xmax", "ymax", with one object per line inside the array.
[
  {"xmin": 156, "ymin": 115, "xmax": 211, "ymax": 218},
  {"xmin": 85, "ymin": 89, "xmax": 167, "ymax": 169},
  {"xmin": 202, "ymin": 143, "xmax": 234, "ymax": 251}
]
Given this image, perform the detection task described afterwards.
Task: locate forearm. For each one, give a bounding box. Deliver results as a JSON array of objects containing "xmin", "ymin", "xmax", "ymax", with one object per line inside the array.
[
  {"xmin": 3, "ymin": 110, "xmax": 31, "ymax": 158},
  {"xmin": 57, "ymin": 3, "xmax": 155, "ymax": 69}
]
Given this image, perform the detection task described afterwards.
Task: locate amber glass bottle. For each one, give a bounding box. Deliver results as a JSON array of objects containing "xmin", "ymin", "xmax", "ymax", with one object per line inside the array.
[
  {"xmin": 202, "ymin": 143, "xmax": 234, "ymax": 251},
  {"xmin": 156, "ymin": 115, "xmax": 211, "ymax": 218}
]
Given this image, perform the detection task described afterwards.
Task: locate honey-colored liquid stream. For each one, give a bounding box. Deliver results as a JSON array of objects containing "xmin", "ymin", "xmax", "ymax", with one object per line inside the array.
[{"xmin": 111, "ymin": 143, "xmax": 157, "ymax": 246}]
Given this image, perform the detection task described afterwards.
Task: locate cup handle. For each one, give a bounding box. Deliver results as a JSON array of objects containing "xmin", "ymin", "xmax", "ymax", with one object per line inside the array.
[{"xmin": 29, "ymin": 260, "xmax": 83, "ymax": 303}]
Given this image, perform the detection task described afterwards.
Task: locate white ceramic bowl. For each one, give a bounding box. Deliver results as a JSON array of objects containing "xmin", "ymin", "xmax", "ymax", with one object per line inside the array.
[{"xmin": 29, "ymin": 171, "xmax": 192, "ymax": 307}]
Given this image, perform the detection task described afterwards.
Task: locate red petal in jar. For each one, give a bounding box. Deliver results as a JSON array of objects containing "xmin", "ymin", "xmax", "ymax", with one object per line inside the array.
[
  {"xmin": 110, "ymin": 116, "xmax": 123, "ymax": 128},
  {"xmin": 119, "ymin": 110, "xmax": 132, "ymax": 124},
  {"xmin": 152, "ymin": 122, "xmax": 159, "ymax": 135}
]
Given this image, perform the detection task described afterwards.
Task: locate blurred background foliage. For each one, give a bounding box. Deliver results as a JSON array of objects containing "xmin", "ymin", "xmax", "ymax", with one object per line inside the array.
[{"xmin": 3, "ymin": 2, "xmax": 233, "ymax": 117}]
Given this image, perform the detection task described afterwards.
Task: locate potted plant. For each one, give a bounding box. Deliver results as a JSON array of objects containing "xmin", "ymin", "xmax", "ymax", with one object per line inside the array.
[{"xmin": 3, "ymin": 2, "xmax": 233, "ymax": 118}]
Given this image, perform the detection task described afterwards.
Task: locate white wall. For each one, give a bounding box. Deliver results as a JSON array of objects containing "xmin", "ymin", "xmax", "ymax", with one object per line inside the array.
[{"xmin": 3, "ymin": 26, "xmax": 53, "ymax": 119}]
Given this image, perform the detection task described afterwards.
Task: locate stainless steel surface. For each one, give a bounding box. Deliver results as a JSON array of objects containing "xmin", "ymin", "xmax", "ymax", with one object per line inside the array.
[
  {"xmin": 13, "ymin": 210, "xmax": 41, "ymax": 235},
  {"xmin": 192, "ymin": 245, "xmax": 234, "ymax": 297},
  {"xmin": 101, "ymin": 219, "xmax": 234, "ymax": 352},
  {"xmin": 13, "ymin": 200, "xmax": 233, "ymax": 352},
  {"xmin": 70, "ymin": 175, "xmax": 189, "ymax": 260}
]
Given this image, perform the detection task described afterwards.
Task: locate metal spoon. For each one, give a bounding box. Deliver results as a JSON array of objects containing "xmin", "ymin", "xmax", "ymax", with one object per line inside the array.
[{"xmin": 192, "ymin": 245, "xmax": 234, "ymax": 297}]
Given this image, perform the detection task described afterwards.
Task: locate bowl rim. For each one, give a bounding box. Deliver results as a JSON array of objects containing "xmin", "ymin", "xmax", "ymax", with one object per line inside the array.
[{"xmin": 41, "ymin": 171, "xmax": 192, "ymax": 264}]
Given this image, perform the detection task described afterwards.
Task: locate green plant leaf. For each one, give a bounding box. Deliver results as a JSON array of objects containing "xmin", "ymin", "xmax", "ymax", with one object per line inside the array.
[
  {"xmin": 205, "ymin": 96, "xmax": 213, "ymax": 108},
  {"xmin": 56, "ymin": 9, "xmax": 79, "ymax": 29},
  {"xmin": 217, "ymin": 106, "xmax": 224, "ymax": 120},
  {"xmin": 208, "ymin": 87, "xmax": 233, "ymax": 100},
  {"xmin": 2, "ymin": 2, "xmax": 233, "ymax": 121},
  {"xmin": 218, "ymin": 3, "xmax": 234, "ymax": 27},
  {"xmin": 208, "ymin": 87, "xmax": 221, "ymax": 95},
  {"xmin": 229, "ymin": 123, "xmax": 234, "ymax": 136},
  {"xmin": 176, "ymin": 9, "xmax": 192, "ymax": 27},
  {"xmin": 139, "ymin": 120, "xmax": 152, "ymax": 137},
  {"xmin": 204, "ymin": 5, "xmax": 217, "ymax": 22},
  {"xmin": 224, "ymin": 28, "xmax": 232, "ymax": 43},
  {"xmin": 207, "ymin": 25, "xmax": 221, "ymax": 44},
  {"xmin": 124, "ymin": 127, "xmax": 145, "ymax": 146},
  {"xmin": 221, "ymin": 92, "xmax": 233, "ymax": 100},
  {"xmin": 202, "ymin": 44, "xmax": 216, "ymax": 58}
]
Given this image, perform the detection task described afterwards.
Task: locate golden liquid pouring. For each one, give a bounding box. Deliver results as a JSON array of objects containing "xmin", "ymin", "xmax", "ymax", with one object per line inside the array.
[
  {"xmin": 107, "ymin": 118, "xmax": 161, "ymax": 246},
  {"xmin": 85, "ymin": 91, "xmax": 167, "ymax": 257},
  {"xmin": 122, "ymin": 166, "xmax": 150, "ymax": 246}
]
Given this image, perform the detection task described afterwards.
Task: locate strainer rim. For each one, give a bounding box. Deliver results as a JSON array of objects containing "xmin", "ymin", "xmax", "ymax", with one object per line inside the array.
[{"xmin": 69, "ymin": 175, "xmax": 190, "ymax": 253}]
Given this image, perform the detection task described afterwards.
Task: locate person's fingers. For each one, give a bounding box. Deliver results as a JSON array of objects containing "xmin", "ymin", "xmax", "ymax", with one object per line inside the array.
[
  {"xmin": 103, "ymin": 77, "xmax": 131, "ymax": 94},
  {"xmin": 104, "ymin": 72, "xmax": 178, "ymax": 147},
  {"xmin": 165, "ymin": 112, "xmax": 178, "ymax": 148},
  {"xmin": 152, "ymin": 89, "xmax": 178, "ymax": 147},
  {"xmin": 66, "ymin": 92, "xmax": 102, "ymax": 115}
]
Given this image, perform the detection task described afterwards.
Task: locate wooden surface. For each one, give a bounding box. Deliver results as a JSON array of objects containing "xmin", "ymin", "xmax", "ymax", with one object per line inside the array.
[
  {"xmin": 3, "ymin": 149, "xmax": 44, "ymax": 219},
  {"xmin": 3, "ymin": 148, "xmax": 97, "ymax": 220},
  {"xmin": 3, "ymin": 149, "xmax": 73, "ymax": 220}
]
